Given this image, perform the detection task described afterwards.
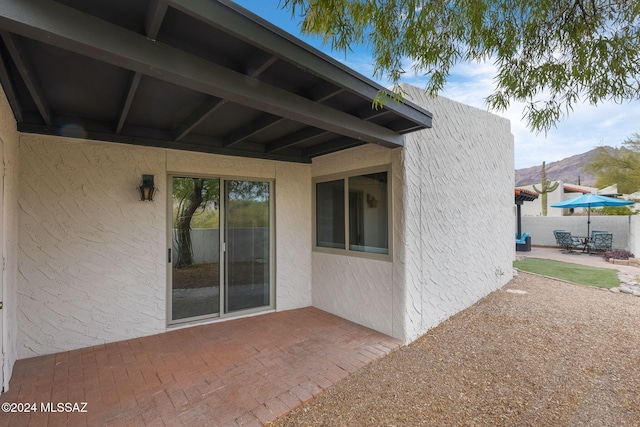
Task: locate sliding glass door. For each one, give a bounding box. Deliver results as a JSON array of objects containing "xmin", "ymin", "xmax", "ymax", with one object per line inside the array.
[
  {"xmin": 171, "ymin": 177, "xmax": 221, "ymax": 321},
  {"xmin": 225, "ymin": 180, "xmax": 271, "ymax": 312},
  {"xmin": 169, "ymin": 176, "xmax": 272, "ymax": 323}
]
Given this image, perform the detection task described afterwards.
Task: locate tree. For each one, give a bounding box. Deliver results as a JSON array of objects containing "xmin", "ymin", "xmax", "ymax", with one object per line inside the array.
[
  {"xmin": 533, "ymin": 161, "xmax": 559, "ymax": 216},
  {"xmin": 599, "ymin": 206, "xmax": 637, "ymax": 215},
  {"xmin": 584, "ymin": 135, "xmax": 640, "ymax": 194},
  {"xmin": 282, "ymin": 0, "xmax": 640, "ymax": 132},
  {"xmin": 226, "ymin": 181, "xmax": 270, "ymax": 228},
  {"xmin": 173, "ymin": 178, "xmax": 219, "ymax": 268},
  {"xmin": 172, "ymin": 179, "xmax": 270, "ymax": 268}
]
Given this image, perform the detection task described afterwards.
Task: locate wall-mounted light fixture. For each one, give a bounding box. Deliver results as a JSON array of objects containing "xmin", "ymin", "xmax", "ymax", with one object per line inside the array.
[{"xmin": 138, "ymin": 174, "xmax": 156, "ymax": 202}]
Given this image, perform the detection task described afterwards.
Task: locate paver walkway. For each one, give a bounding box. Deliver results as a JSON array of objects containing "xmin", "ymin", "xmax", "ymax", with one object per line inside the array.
[{"xmin": 0, "ymin": 307, "xmax": 401, "ymax": 426}]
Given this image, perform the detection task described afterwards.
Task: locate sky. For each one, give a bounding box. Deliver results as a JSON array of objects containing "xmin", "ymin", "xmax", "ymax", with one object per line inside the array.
[{"xmin": 233, "ymin": 1, "xmax": 640, "ymax": 169}]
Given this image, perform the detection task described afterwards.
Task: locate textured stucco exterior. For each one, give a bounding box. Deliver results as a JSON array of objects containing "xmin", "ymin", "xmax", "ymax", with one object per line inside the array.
[
  {"xmin": 18, "ymin": 137, "xmax": 168, "ymax": 357},
  {"xmin": 312, "ymin": 87, "xmax": 514, "ymax": 343},
  {"xmin": 16, "ymin": 137, "xmax": 312, "ymax": 358},
  {"xmin": 1, "ymin": 83, "xmax": 514, "ymax": 387},
  {"xmin": 400, "ymin": 86, "xmax": 514, "ymax": 342},
  {"xmin": 311, "ymin": 144, "xmax": 400, "ymax": 337}
]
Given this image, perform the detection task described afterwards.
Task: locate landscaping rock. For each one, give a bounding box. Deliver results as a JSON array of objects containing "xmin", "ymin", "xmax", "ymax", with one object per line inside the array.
[{"xmin": 615, "ymin": 272, "xmax": 640, "ymax": 296}]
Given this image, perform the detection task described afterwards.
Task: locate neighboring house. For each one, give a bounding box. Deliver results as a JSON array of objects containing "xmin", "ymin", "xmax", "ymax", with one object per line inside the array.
[
  {"xmin": 519, "ymin": 182, "xmax": 598, "ymax": 216},
  {"xmin": 563, "ymin": 184, "xmax": 599, "ymax": 195},
  {"xmin": 597, "ymin": 184, "xmax": 621, "ymax": 197},
  {"xmin": 626, "ymin": 190, "xmax": 640, "ymax": 202},
  {"xmin": 521, "ymin": 182, "xmax": 631, "ymax": 218},
  {"xmin": 0, "ymin": 0, "xmax": 514, "ymax": 392}
]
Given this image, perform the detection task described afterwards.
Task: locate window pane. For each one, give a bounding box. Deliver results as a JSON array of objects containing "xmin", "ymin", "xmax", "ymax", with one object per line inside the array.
[
  {"xmin": 316, "ymin": 179, "xmax": 345, "ymax": 249},
  {"xmin": 225, "ymin": 180, "xmax": 271, "ymax": 313},
  {"xmin": 171, "ymin": 177, "xmax": 220, "ymax": 321},
  {"xmin": 349, "ymin": 172, "xmax": 388, "ymax": 254}
]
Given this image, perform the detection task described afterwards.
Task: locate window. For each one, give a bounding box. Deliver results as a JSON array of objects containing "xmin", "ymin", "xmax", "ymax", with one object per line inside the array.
[
  {"xmin": 315, "ymin": 169, "xmax": 389, "ymax": 256},
  {"xmin": 316, "ymin": 179, "xmax": 345, "ymax": 249}
]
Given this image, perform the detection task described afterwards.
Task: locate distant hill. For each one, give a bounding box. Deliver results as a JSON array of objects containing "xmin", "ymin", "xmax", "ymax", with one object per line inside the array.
[{"xmin": 515, "ymin": 147, "xmax": 617, "ymax": 187}]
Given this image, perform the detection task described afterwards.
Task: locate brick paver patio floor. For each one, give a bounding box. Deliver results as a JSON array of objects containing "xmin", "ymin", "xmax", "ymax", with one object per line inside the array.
[{"xmin": 0, "ymin": 307, "xmax": 401, "ymax": 426}]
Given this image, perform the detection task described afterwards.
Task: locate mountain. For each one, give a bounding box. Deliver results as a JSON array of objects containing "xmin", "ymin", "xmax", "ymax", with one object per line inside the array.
[{"xmin": 515, "ymin": 147, "xmax": 617, "ymax": 187}]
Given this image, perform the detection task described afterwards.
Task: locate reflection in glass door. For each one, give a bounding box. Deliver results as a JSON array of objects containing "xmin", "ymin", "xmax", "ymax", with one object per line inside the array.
[
  {"xmin": 171, "ymin": 177, "xmax": 220, "ymax": 321},
  {"xmin": 170, "ymin": 177, "xmax": 272, "ymax": 323},
  {"xmin": 225, "ymin": 180, "xmax": 271, "ymax": 312}
]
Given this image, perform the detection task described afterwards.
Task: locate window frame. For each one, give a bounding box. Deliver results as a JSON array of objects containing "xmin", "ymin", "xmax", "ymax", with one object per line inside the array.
[{"xmin": 312, "ymin": 165, "xmax": 392, "ymax": 261}]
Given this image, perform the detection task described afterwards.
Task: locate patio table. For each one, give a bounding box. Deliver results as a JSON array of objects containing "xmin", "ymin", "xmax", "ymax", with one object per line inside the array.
[{"xmin": 575, "ymin": 236, "xmax": 591, "ymax": 253}]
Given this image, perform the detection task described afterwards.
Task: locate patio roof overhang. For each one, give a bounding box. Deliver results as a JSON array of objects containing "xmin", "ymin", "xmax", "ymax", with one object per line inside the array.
[
  {"xmin": 515, "ymin": 188, "xmax": 539, "ymax": 205},
  {"xmin": 0, "ymin": 0, "xmax": 433, "ymax": 163}
]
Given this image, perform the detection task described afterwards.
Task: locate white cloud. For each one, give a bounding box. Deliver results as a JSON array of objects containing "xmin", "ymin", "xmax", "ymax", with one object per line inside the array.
[
  {"xmin": 402, "ymin": 61, "xmax": 640, "ymax": 169},
  {"xmin": 345, "ymin": 54, "xmax": 640, "ymax": 170},
  {"xmin": 343, "ymin": 52, "xmax": 640, "ymax": 170}
]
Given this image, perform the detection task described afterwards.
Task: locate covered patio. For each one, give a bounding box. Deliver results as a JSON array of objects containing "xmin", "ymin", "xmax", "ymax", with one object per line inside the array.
[
  {"xmin": 0, "ymin": 0, "xmax": 514, "ymax": 409},
  {"xmin": 0, "ymin": 307, "xmax": 401, "ymax": 426},
  {"xmin": 0, "ymin": 0, "xmax": 429, "ymax": 392}
]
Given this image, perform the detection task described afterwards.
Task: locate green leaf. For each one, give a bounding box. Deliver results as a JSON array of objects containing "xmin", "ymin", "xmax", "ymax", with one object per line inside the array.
[{"xmin": 281, "ymin": 0, "xmax": 640, "ymax": 132}]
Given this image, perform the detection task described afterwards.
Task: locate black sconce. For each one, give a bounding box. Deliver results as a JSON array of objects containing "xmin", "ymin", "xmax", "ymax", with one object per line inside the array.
[{"xmin": 138, "ymin": 174, "xmax": 156, "ymax": 202}]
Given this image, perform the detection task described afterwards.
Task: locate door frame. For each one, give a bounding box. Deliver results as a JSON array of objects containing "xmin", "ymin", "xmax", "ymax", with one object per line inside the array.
[{"xmin": 166, "ymin": 173, "xmax": 275, "ymax": 326}]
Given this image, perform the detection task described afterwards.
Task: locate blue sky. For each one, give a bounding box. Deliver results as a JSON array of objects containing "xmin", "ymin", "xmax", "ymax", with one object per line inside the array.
[{"xmin": 234, "ymin": 1, "xmax": 640, "ymax": 170}]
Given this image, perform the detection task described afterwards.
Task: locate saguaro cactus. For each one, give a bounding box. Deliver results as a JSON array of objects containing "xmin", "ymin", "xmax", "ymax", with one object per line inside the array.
[{"xmin": 532, "ymin": 161, "xmax": 559, "ymax": 216}]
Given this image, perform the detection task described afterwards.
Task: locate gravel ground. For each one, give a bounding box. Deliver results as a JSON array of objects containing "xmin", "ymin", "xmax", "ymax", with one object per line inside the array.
[{"xmin": 272, "ymin": 272, "xmax": 640, "ymax": 426}]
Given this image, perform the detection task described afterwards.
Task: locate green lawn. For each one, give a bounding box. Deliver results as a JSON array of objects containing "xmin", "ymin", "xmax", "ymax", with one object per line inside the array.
[{"xmin": 513, "ymin": 258, "xmax": 619, "ymax": 289}]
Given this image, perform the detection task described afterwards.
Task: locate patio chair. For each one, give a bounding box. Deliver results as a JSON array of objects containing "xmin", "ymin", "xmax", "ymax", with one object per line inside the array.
[
  {"xmin": 553, "ymin": 230, "xmax": 582, "ymax": 253},
  {"xmin": 515, "ymin": 232, "xmax": 531, "ymax": 252},
  {"xmin": 586, "ymin": 233, "xmax": 613, "ymax": 254}
]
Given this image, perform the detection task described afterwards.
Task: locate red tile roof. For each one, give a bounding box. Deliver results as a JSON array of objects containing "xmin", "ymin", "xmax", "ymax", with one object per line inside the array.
[
  {"xmin": 563, "ymin": 184, "xmax": 592, "ymax": 194},
  {"xmin": 515, "ymin": 188, "xmax": 539, "ymax": 203},
  {"xmin": 515, "ymin": 188, "xmax": 539, "ymax": 197}
]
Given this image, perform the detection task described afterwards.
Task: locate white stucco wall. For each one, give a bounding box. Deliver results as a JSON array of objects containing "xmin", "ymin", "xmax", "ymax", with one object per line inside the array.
[
  {"xmin": 519, "ymin": 182, "xmax": 565, "ymax": 217},
  {"xmin": 311, "ymin": 144, "xmax": 400, "ymax": 337},
  {"xmin": 0, "ymin": 86, "xmax": 19, "ymax": 391},
  {"xmin": 9, "ymin": 83, "xmax": 512, "ymax": 361},
  {"xmin": 17, "ymin": 139, "xmax": 312, "ymax": 358},
  {"xmin": 629, "ymin": 215, "xmax": 640, "ymax": 256},
  {"xmin": 18, "ymin": 136, "xmax": 168, "ymax": 358},
  {"xmin": 400, "ymin": 85, "xmax": 514, "ymax": 343},
  {"xmin": 272, "ymin": 162, "xmax": 313, "ymax": 310},
  {"xmin": 311, "ymin": 88, "xmax": 514, "ymax": 344},
  {"xmin": 521, "ymin": 215, "xmax": 630, "ymax": 249}
]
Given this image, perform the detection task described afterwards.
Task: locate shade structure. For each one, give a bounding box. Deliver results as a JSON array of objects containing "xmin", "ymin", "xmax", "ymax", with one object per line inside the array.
[
  {"xmin": 515, "ymin": 188, "xmax": 539, "ymax": 239},
  {"xmin": 551, "ymin": 193, "xmax": 634, "ymax": 236}
]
